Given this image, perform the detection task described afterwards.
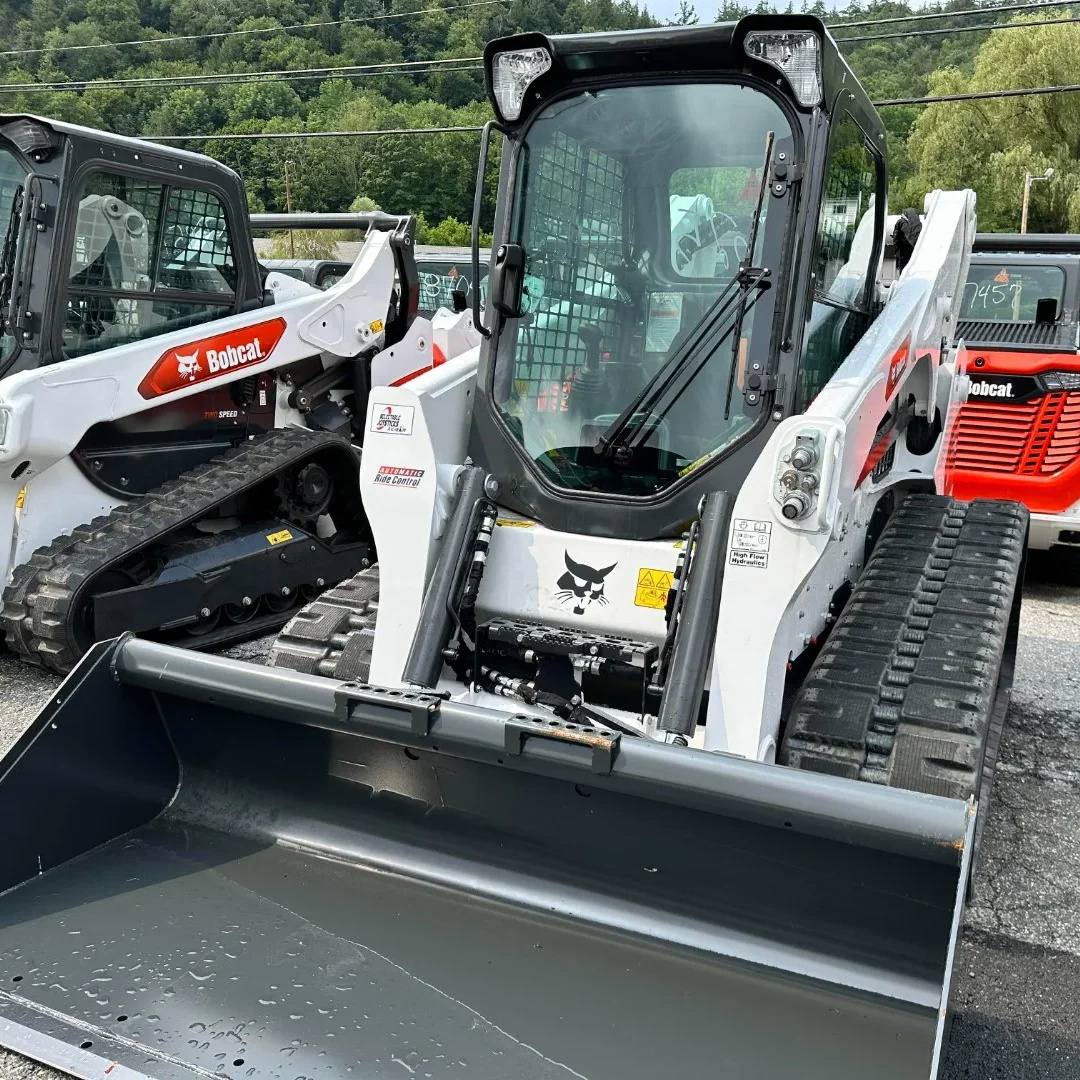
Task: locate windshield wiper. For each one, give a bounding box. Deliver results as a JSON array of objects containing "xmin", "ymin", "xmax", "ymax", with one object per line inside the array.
[
  {"xmin": 594, "ymin": 271, "xmax": 769, "ymax": 461},
  {"xmin": 596, "ymin": 131, "xmax": 776, "ymax": 461},
  {"xmin": 722, "ymin": 130, "xmax": 775, "ymax": 421}
]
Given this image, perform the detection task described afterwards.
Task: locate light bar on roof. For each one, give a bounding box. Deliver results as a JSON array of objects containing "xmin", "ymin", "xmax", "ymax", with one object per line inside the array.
[{"xmin": 744, "ymin": 30, "xmax": 822, "ymax": 108}]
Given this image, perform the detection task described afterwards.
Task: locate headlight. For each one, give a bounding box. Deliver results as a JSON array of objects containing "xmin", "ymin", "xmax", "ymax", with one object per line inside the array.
[
  {"xmin": 744, "ymin": 30, "xmax": 822, "ymax": 108},
  {"xmin": 0, "ymin": 406, "xmax": 10, "ymax": 449},
  {"xmin": 1041, "ymin": 371, "xmax": 1080, "ymax": 391},
  {"xmin": 491, "ymin": 47, "xmax": 553, "ymax": 122}
]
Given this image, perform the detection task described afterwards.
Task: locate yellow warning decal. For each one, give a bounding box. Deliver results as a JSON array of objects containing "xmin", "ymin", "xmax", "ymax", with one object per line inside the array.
[
  {"xmin": 635, "ymin": 567, "xmax": 674, "ymax": 609},
  {"xmin": 266, "ymin": 529, "xmax": 294, "ymax": 546},
  {"xmin": 369, "ymin": 318, "xmax": 385, "ymax": 334},
  {"xmin": 496, "ymin": 518, "xmax": 534, "ymax": 528},
  {"xmin": 15, "ymin": 486, "xmax": 25, "ymax": 509}
]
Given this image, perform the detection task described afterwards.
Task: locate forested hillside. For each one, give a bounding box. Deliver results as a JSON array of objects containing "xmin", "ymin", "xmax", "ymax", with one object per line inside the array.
[{"xmin": 0, "ymin": 0, "xmax": 1077, "ymax": 233}]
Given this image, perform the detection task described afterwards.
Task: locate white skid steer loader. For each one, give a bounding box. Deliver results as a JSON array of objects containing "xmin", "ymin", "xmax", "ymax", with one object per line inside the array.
[
  {"xmin": 0, "ymin": 121, "xmax": 477, "ymax": 672},
  {"xmin": 0, "ymin": 17, "xmax": 1026, "ymax": 1080}
]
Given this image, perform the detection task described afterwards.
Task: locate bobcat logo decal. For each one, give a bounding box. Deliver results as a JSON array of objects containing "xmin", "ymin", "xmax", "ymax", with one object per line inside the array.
[
  {"xmin": 175, "ymin": 349, "xmax": 201, "ymax": 381},
  {"xmin": 556, "ymin": 551, "xmax": 616, "ymax": 615}
]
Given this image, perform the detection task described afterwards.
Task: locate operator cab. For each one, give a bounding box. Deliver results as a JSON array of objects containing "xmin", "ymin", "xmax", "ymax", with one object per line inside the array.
[
  {"xmin": 0, "ymin": 114, "xmax": 264, "ymax": 379},
  {"xmin": 470, "ymin": 17, "xmax": 887, "ymax": 539}
]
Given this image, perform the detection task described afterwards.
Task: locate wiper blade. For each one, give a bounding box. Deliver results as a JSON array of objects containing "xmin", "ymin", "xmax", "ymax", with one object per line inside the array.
[
  {"xmin": 594, "ymin": 274, "xmax": 743, "ymax": 458},
  {"xmin": 595, "ymin": 265, "xmax": 770, "ymax": 460},
  {"xmin": 596, "ymin": 130, "xmax": 777, "ymax": 460}
]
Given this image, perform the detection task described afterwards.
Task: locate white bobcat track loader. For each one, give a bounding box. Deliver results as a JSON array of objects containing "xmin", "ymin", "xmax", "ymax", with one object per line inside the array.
[
  {"xmin": 0, "ymin": 17, "xmax": 1026, "ymax": 1080},
  {"xmin": 0, "ymin": 119, "xmax": 477, "ymax": 672}
]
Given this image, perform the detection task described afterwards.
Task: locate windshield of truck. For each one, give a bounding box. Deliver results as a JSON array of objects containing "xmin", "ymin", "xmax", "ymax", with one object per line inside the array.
[
  {"xmin": 961, "ymin": 262, "xmax": 1066, "ymax": 323},
  {"xmin": 417, "ymin": 256, "xmax": 484, "ymax": 318},
  {"xmin": 0, "ymin": 147, "xmax": 26, "ymax": 367},
  {"xmin": 492, "ymin": 82, "xmax": 791, "ymax": 495}
]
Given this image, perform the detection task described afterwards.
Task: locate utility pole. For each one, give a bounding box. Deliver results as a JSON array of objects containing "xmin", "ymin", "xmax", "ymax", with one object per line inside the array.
[
  {"xmin": 284, "ymin": 159, "xmax": 295, "ymax": 258},
  {"xmin": 1021, "ymin": 166, "xmax": 1054, "ymax": 234}
]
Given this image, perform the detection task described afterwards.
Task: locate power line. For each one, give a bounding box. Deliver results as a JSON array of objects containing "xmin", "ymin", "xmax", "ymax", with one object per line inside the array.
[
  {"xmin": 132, "ymin": 80, "xmax": 1080, "ymax": 138},
  {"xmin": 875, "ymin": 80, "xmax": 1080, "ymax": 105},
  {"xmin": 837, "ymin": 11, "xmax": 1080, "ymax": 42},
  {"xmin": 0, "ymin": 0, "xmax": 504, "ymax": 58},
  {"xmin": 0, "ymin": 54, "xmax": 484, "ymax": 94},
  {"xmin": 147, "ymin": 125, "xmax": 485, "ymax": 141},
  {"xmin": 827, "ymin": 0, "xmax": 1079, "ymax": 30}
]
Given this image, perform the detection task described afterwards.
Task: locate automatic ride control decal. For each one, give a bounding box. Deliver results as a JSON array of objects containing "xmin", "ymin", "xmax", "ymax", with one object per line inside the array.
[
  {"xmin": 374, "ymin": 465, "xmax": 424, "ymax": 489},
  {"xmin": 138, "ymin": 317, "xmax": 287, "ymax": 399}
]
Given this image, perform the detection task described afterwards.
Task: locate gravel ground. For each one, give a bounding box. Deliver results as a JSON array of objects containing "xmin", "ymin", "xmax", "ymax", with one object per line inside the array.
[{"xmin": 1, "ymin": 556, "xmax": 1079, "ymax": 1079}]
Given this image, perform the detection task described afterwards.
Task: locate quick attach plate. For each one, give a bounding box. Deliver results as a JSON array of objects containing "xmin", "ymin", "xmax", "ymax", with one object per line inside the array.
[
  {"xmin": 333, "ymin": 681, "xmax": 442, "ymax": 736},
  {"xmin": 502, "ymin": 713, "xmax": 621, "ymax": 774}
]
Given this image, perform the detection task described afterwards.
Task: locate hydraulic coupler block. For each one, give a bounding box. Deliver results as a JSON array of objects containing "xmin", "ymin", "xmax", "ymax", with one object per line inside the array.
[{"xmin": 776, "ymin": 429, "xmax": 823, "ymax": 521}]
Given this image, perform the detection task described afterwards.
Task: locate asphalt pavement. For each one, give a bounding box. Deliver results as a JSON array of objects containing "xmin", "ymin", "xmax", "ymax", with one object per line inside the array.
[{"xmin": 1, "ymin": 558, "xmax": 1079, "ymax": 1079}]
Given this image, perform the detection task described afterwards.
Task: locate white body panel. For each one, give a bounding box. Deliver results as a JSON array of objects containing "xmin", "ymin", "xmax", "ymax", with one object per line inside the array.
[
  {"xmin": 11, "ymin": 458, "xmax": 123, "ymax": 570},
  {"xmin": 477, "ymin": 522, "xmax": 679, "ymax": 643},
  {"xmin": 354, "ymin": 192, "xmax": 977, "ymax": 759},
  {"xmin": 362, "ymin": 350, "xmax": 479, "ymax": 688},
  {"xmin": 704, "ymin": 189, "xmax": 976, "ymax": 759},
  {"xmin": 0, "ymin": 231, "xmax": 460, "ymax": 587},
  {"xmin": 1028, "ymin": 511, "xmax": 1080, "ymax": 550}
]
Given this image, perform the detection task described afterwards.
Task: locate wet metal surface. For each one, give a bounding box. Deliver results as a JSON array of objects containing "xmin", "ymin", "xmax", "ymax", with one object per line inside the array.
[
  {"xmin": 0, "ymin": 820, "xmax": 936, "ymax": 1080},
  {"xmin": 3, "ymin": 560, "xmax": 1080, "ymax": 1080}
]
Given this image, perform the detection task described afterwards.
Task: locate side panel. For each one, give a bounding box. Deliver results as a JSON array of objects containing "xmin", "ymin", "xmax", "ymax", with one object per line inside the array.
[
  {"xmin": 705, "ymin": 189, "xmax": 976, "ymax": 759},
  {"xmin": 362, "ymin": 352, "xmax": 478, "ymax": 687},
  {"xmin": 9, "ymin": 457, "xmax": 123, "ymax": 575},
  {"xmin": 943, "ymin": 347, "xmax": 1080, "ymax": 514},
  {"xmin": 477, "ymin": 522, "xmax": 679, "ymax": 641}
]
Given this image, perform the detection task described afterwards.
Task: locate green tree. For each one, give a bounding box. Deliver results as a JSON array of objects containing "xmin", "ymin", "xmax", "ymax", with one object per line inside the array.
[
  {"xmin": 266, "ymin": 229, "xmax": 341, "ymax": 258},
  {"xmin": 905, "ymin": 18, "xmax": 1080, "ymax": 232},
  {"xmin": 670, "ymin": 0, "xmax": 697, "ymax": 23}
]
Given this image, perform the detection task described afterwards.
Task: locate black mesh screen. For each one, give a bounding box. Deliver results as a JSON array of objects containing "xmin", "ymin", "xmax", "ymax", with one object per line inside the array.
[
  {"xmin": 157, "ymin": 186, "xmax": 237, "ymax": 294},
  {"xmin": 519, "ymin": 132, "xmax": 625, "ymax": 408},
  {"xmin": 64, "ymin": 170, "xmax": 237, "ymax": 358}
]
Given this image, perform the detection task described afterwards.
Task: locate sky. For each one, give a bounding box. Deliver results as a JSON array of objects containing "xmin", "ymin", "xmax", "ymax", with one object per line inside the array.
[{"xmin": 641, "ymin": 0, "xmax": 924, "ymax": 26}]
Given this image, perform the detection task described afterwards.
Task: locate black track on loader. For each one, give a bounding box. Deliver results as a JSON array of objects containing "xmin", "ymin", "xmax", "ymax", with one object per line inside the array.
[
  {"xmin": 781, "ymin": 493, "xmax": 1027, "ymax": 867},
  {"xmin": 1, "ymin": 427, "xmax": 372, "ymax": 674},
  {"xmin": 268, "ymin": 565, "xmax": 380, "ymax": 680}
]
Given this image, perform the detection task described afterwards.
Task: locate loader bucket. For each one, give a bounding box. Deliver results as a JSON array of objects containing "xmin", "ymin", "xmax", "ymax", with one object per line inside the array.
[{"xmin": 0, "ymin": 637, "xmax": 973, "ymax": 1080}]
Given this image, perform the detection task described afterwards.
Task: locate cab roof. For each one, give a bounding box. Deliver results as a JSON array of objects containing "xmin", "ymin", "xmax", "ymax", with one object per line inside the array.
[{"xmin": 484, "ymin": 16, "xmax": 883, "ymax": 147}]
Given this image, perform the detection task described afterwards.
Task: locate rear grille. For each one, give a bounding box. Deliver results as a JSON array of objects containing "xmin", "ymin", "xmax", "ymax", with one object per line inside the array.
[
  {"xmin": 949, "ymin": 391, "xmax": 1080, "ymax": 475},
  {"xmin": 958, "ymin": 320, "xmax": 1061, "ymax": 346}
]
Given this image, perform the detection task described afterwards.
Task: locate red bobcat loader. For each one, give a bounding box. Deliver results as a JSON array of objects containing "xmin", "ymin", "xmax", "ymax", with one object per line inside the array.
[{"xmin": 943, "ymin": 233, "xmax": 1080, "ymax": 549}]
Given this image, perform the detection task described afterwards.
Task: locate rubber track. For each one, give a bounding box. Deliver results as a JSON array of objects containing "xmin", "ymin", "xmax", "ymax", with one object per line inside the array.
[
  {"xmin": 267, "ymin": 565, "xmax": 380, "ymax": 682},
  {"xmin": 781, "ymin": 493, "xmax": 1028, "ymax": 805},
  {"xmin": 1, "ymin": 427, "xmax": 358, "ymax": 674}
]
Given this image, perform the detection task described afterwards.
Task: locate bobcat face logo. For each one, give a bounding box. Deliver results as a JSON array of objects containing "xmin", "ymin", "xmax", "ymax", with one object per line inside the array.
[
  {"xmin": 175, "ymin": 349, "xmax": 201, "ymax": 380},
  {"xmin": 556, "ymin": 551, "xmax": 616, "ymax": 615}
]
